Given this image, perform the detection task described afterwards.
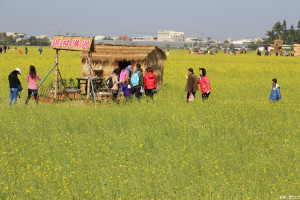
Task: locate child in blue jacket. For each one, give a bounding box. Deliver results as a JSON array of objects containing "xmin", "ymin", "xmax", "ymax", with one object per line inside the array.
[{"xmin": 269, "ymin": 78, "xmax": 281, "ymax": 101}]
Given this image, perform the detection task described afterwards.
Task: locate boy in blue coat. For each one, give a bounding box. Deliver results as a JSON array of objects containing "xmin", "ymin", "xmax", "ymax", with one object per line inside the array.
[{"xmin": 269, "ymin": 78, "xmax": 281, "ymax": 101}]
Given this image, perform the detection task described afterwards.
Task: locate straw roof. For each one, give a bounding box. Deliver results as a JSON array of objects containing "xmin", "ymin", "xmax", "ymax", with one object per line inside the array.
[{"xmin": 81, "ymin": 44, "xmax": 166, "ymax": 62}]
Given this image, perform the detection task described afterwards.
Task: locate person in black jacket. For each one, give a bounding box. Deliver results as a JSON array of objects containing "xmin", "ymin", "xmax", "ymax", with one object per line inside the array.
[{"xmin": 8, "ymin": 68, "xmax": 22, "ymax": 106}]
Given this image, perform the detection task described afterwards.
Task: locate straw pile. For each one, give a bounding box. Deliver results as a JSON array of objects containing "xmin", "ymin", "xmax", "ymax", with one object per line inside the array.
[
  {"xmin": 271, "ymin": 39, "xmax": 283, "ymax": 54},
  {"xmin": 294, "ymin": 44, "xmax": 300, "ymax": 57}
]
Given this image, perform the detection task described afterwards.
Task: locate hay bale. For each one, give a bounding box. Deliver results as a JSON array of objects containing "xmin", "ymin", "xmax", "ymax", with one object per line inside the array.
[{"xmin": 294, "ymin": 44, "xmax": 300, "ymax": 57}]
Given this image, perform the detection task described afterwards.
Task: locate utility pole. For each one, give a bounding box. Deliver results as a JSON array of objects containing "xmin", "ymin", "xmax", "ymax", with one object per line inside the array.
[{"xmin": 192, "ymin": 29, "xmax": 194, "ymax": 51}]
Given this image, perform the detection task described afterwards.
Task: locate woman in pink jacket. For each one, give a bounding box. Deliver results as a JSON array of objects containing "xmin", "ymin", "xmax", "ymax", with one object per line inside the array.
[
  {"xmin": 25, "ymin": 65, "xmax": 41, "ymax": 104},
  {"xmin": 197, "ymin": 68, "xmax": 211, "ymax": 100}
]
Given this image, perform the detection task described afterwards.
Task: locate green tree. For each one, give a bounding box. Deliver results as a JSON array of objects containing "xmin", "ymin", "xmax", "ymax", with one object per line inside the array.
[
  {"xmin": 272, "ymin": 21, "xmax": 283, "ymax": 37},
  {"xmin": 229, "ymin": 43, "xmax": 234, "ymax": 50},
  {"xmin": 248, "ymin": 43, "xmax": 258, "ymax": 50},
  {"xmin": 266, "ymin": 30, "xmax": 276, "ymax": 43},
  {"xmin": 224, "ymin": 40, "xmax": 229, "ymax": 43},
  {"xmin": 103, "ymin": 37, "xmax": 113, "ymax": 40},
  {"xmin": 297, "ymin": 20, "xmax": 300, "ymax": 30},
  {"xmin": 28, "ymin": 36, "xmax": 37, "ymax": 45},
  {"xmin": 282, "ymin": 20, "xmax": 287, "ymax": 30},
  {"xmin": 289, "ymin": 25, "xmax": 295, "ymax": 44},
  {"xmin": 4, "ymin": 36, "xmax": 16, "ymax": 44}
]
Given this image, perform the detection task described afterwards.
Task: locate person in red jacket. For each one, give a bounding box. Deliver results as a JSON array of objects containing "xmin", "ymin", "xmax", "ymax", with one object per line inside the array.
[
  {"xmin": 197, "ymin": 68, "xmax": 211, "ymax": 100},
  {"xmin": 144, "ymin": 67, "xmax": 157, "ymax": 99}
]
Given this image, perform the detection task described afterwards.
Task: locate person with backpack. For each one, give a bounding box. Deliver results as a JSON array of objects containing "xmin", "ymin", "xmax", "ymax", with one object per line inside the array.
[
  {"xmin": 197, "ymin": 68, "xmax": 211, "ymax": 100},
  {"xmin": 130, "ymin": 64, "xmax": 144, "ymax": 99},
  {"xmin": 185, "ymin": 68, "xmax": 198, "ymax": 102},
  {"xmin": 120, "ymin": 65, "xmax": 132, "ymax": 83},
  {"xmin": 25, "ymin": 65, "xmax": 41, "ymax": 105},
  {"xmin": 8, "ymin": 68, "xmax": 22, "ymax": 106},
  {"xmin": 144, "ymin": 67, "xmax": 157, "ymax": 100},
  {"xmin": 107, "ymin": 69, "xmax": 121, "ymax": 101}
]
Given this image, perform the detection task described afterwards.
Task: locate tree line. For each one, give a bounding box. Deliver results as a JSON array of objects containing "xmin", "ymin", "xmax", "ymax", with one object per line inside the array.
[
  {"xmin": 0, "ymin": 33, "xmax": 50, "ymax": 46},
  {"xmin": 265, "ymin": 20, "xmax": 300, "ymax": 44}
]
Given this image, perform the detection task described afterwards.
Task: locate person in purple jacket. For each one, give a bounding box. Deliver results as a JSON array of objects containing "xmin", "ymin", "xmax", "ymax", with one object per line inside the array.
[{"xmin": 121, "ymin": 77, "xmax": 131, "ymax": 99}]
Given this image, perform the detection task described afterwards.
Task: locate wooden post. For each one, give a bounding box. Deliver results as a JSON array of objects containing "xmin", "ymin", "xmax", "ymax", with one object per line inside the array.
[
  {"xmin": 87, "ymin": 54, "xmax": 97, "ymax": 106},
  {"xmin": 54, "ymin": 50, "xmax": 59, "ymax": 100},
  {"xmin": 87, "ymin": 75, "xmax": 90, "ymax": 99}
]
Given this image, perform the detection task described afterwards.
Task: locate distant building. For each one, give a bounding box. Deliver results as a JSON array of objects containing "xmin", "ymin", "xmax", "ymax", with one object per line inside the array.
[
  {"xmin": 227, "ymin": 37, "xmax": 233, "ymax": 43},
  {"xmin": 185, "ymin": 38, "xmax": 200, "ymax": 42},
  {"xmin": 232, "ymin": 39, "xmax": 254, "ymax": 45},
  {"xmin": 116, "ymin": 35, "xmax": 132, "ymax": 41},
  {"xmin": 132, "ymin": 36, "xmax": 157, "ymax": 42},
  {"xmin": 95, "ymin": 35, "xmax": 106, "ymax": 40},
  {"xmin": 157, "ymin": 30, "xmax": 185, "ymax": 42},
  {"xmin": 39, "ymin": 35, "xmax": 48, "ymax": 39}
]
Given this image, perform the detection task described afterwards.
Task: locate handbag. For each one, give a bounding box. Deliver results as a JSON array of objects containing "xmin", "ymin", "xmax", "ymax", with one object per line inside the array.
[
  {"xmin": 17, "ymin": 84, "xmax": 23, "ymax": 92},
  {"xmin": 151, "ymin": 89, "xmax": 157, "ymax": 94},
  {"xmin": 188, "ymin": 93, "xmax": 194, "ymax": 102}
]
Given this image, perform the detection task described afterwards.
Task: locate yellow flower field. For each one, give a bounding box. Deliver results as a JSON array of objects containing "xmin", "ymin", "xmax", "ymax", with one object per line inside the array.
[{"xmin": 0, "ymin": 47, "xmax": 299, "ymax": 199}]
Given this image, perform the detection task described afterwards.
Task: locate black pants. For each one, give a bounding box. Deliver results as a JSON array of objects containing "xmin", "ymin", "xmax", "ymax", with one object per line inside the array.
[
  {"xmin": 111, "ymin": 90, "xmax": 118, "ymax": 101},
  {"xmin": 145, "ymin": 89, "xmax": 154, "ymax": 99},
  {"xmin": 130, "ymin": 87, "xmax": 141, "ymax": 99},
  {"xmin": 25, "ymin": 89, "xmax": 38, "ymax": 104},
  {"xmin": 187, "ymin": 92, "xmax": 196, "ymax": 100},
  {"xmin": 202, "ymin": 92, "xmax": 210, "ymax": 100}
]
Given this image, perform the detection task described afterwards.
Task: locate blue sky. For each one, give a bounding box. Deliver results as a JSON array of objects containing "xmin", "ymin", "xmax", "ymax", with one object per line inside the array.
[{"xmin": 0, "ymin": 0, "xmax": 299, "ymax": 40}]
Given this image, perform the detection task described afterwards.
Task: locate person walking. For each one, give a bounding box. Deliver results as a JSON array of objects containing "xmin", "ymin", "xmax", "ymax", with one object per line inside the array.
[
  {"xmin": 38, "ymin": 47, "xmax": 43, "ymax": 55},
  {"xmin": 25, "ymin": 47, "xmax": 28, "ymax": 55},
  {"xmin": 130, "ymin": 64, "xmax": 144, "ymax": 100},
  {"xmin": 185, "ymin": 68, "xmax": 199, "ymax": 101},
  {"xmin": 19, "ymin": 49, "xmax": 22, "ymax": 55},
  {"xmin": 197, "ymin": 68, "xmax": 211, "ymax": 100},
  {"xmin": 8, "ymin": 68, "xmax": 22, "ymax": 106},
  {"xmin": 25, "ymin": 65, "xmax": 41, "ymax": 104},
  {"xmin": 144, "ymin": 67, "xmax": 157, "ymax": 100},
  {"xmin": 110, "ymin": 69, "xmax": 121, "ymax": 101},
  {"xmin": 269, "ymin": 78, "xmax": 281, "ymax": 101}
]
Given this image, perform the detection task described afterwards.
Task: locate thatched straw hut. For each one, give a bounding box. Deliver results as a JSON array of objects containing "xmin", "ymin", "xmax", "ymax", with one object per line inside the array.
[
  {"xmin": 81, "ymin": 44, "xmax": 167, "ymax": 89},
  {"xmin": 294, "ymin": 44, "xmax": 300, "ymax": 57}
]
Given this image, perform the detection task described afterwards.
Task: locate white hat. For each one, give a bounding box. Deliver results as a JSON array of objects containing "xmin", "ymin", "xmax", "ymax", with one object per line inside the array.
[{"xmin": 15, "ymin": 68, "xmax": 21, "ymax": 75}]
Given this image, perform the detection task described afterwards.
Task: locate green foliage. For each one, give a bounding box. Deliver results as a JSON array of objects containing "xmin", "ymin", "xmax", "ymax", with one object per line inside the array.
[
  {"xmin": 0, "ymin": 48, "xmax": 299, "ymax": 199},
  {"xmin": 103, "ymin": 37, "xmax": 113, "ymax": 40},
  {"xmin": 248, "ymin": 43, "xmax": 258, "ymax": 50},
  {"xmin": 266, "ymin": 19, "xmax": 300, "ymax": 44},
  {"xmin": 3, "ymin": 36, "xmax": 16, "ymax": 44}
]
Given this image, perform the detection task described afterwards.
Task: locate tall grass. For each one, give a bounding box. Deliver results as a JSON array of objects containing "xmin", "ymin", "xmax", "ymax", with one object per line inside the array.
[{"xmin": 0, "ymin": 48, "xmax": 299, "ymax": 199}]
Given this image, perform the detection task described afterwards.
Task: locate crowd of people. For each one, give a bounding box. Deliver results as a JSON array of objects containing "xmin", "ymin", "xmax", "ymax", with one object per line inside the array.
[
  {"xmin": 183, "ymin": 67, "xmax": 281, "ymax": 102},
  {"xmin": 7, "ymin": 64, "xmax": 281, "ymax": 106},
  {"xmin": 107, "ymin": 64, "xmax": 157, "ymax": 102},
  {"xmin": 0, "ymin": 46, "xmax": 43, "ymax": 55},
  {"xmin": 257, "ymin": 50, "xmax": 295, "ymax": 57}
]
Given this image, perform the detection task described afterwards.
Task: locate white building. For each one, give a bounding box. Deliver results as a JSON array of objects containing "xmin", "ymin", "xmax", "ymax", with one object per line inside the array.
[
  {"xmin": 232, "ymin": 39, "xmax": 254, "ymax": 45},
  {"xmin": 157, "ymin": 30, "xmax": 185, "ymax": 42},
  {"xmin": 132, "ymin": 36, "xmax": 157, "ymax": 42},
  {"xmin": 95, "ymin": 35, "xmax": 106, "ymax": 40}
]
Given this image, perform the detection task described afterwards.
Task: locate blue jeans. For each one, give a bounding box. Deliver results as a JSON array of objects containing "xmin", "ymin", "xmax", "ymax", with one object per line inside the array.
[{"xmin": 9, "ymin": 88, "xmax": 18, "ymax": 106}]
